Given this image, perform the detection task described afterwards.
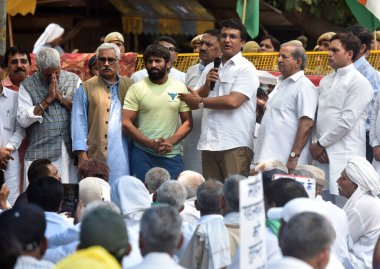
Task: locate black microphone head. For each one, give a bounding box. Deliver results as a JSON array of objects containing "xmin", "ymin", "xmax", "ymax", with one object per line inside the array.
[{"xmin": 213, "ymin": 57, "xmax": 222, "ymax": 68}]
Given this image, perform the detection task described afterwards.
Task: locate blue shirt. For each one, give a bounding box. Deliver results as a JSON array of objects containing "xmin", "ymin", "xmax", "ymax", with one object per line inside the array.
[
  {"xmin": 71, "ymin": 77, "xmax": 130, "ymax": 183},
  {"xmin": 354, "ymin": 55, "xmax": 380, "ymax": 130}
]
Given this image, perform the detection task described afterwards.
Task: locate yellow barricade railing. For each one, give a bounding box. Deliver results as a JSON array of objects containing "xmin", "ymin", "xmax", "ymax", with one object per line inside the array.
[{"xmin": 135, "ymin": 51, "xmax": 380, "ymax": 76}]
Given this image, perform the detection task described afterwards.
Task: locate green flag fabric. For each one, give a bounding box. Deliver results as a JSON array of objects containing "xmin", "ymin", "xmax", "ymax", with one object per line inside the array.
[
  {"xmin": 236, "ymin": 0, "xmax": 259, "ymax": 39},
  {"xmin": 345, "ymin": 0, "xmax": 380, "ymax": 32}
]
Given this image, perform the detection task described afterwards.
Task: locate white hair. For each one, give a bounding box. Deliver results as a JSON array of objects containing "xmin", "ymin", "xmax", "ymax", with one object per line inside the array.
[
  {"xmin": 36, "ymin": 47, "xmax": 60, "ymax": 70},
  {"xmin": 157, "ymin": 181, "xmax": 187, "ymax": 211},
  {"xmin": 96, "ymin": 43, "xmax": 121, "ymax": 60}
]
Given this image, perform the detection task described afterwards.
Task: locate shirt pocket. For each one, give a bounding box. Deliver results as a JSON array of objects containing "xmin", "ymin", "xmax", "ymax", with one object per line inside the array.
[
  {"xmin": 3, "ymin": 110, "xmax": 16, "ymax": 132},
  {"xmin": 218, "ymin": 74, "xmax": 236, "ymax": 95}
]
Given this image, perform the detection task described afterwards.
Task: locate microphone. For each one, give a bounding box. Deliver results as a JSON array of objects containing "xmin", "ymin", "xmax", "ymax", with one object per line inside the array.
[{"xmin": 209, "ymin": 57, "xmax": 221, "ymax": 91}]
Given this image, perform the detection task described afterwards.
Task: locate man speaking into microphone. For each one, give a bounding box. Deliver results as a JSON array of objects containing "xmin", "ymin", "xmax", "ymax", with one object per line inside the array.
[{"xmin": 179, "ymin": 18, "xmax": 259, "ymax": 182}]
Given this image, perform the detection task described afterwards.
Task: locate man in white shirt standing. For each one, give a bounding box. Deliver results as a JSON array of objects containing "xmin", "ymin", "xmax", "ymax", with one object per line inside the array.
[
  {"xmin": 131, "ymin": 36, "xmax": 185, "ymax": 83},
  {"xmin": 0, "ymin": 84, "xmax": 25, "ymax": 205},
  {"xmin": 310, "ymin": 32, "xmax": 373, "ymax": 198},
  {"xmin": 179, "ymin": 18, "xmax": 259, "ymax": 181},
  {"xmin": 255, "ymin": 42, "xmax": 318, "ymax": 171}
]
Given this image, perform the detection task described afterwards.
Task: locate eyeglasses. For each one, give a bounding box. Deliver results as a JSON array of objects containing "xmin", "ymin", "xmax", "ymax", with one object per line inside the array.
[
  {"xmin": 97, "ymin": 57, "xmax": 118, "ymax": 64},
  {"xmin": 219, "ymin": 33, "xmax": 240, "ymax": 40},
  {"xmin": 163, "ymin": 46, "xmax": 177, "ymax": 52}
]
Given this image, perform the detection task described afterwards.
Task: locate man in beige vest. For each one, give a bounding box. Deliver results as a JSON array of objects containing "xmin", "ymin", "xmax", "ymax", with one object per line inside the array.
[{"xmin": 71, "ymin": 43, "xmax": 133, "ymax": 184}]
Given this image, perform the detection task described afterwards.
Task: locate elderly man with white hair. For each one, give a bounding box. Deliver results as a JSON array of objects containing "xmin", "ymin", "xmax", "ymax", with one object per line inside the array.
[
  {"xmin": 177, "ymin": 170, "xmax": 205, "ymax": 224},
  {"xmin": 17, "ymin": 47, "xmax": 81, "ymax": 186},
  {"xmin": 72, "ymin": 43, "xmax": 133, "ymax": 184},
  {"xmin": 337, "ymin": 156, "xmax": 380, "ymax": 269}
]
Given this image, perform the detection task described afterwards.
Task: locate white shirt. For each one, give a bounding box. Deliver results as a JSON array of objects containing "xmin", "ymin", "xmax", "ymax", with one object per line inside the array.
[
  {"xmin": 185, "ymin": 63, "xmax": 202, "ymax": 88},
  {"xmin": 0, "ymin": 86, "xmax": 25, "ymax": 205},
  {"xmin": 255, "ymin": 71, "xmax": 318, "ymax": 165},
  {"xmin": 195, "ymin": 52, "xmax": 259, "ymax": 151},
  {"xmin": 14, "ymin": 255, "xmax": 54, "ymax": 269},
  {"xmin": 183, "ymin": 63, "xmax": 204, "ymax": 173},
  {"xmin": 131, "ymin": 67, "xmax": 186, "ymax": 83},
  {"xmin": 128, "ymin": 252, "xmax": 186, "ymax": 269},
  {"xmin": 345, "ymin": 193, "xmax": 380, "ymax": 269},
  {"xmin": 267, "ymin": 256, "xmax": 313, "ymax": 269},
  {"xmin": 315, "ymin": 196, "xmax": 356, "ymax": 268},
  {"xmin": 316, "ymin": 64, "xmax": 372, "ymax": 194},
  {"xmin": 44, "ymin": 212, "xmax": 73, "ymax": 238},
  {"xmin": 0, "ymin": 87, "xmax": 25, "ymax": 150},
  {"xmin": 180, "ymin": 197, "xmax": 200, "ymax": 224},
  {"xmin": 267, "ymin": 255, "xmax": 344, "ymax": 269}
]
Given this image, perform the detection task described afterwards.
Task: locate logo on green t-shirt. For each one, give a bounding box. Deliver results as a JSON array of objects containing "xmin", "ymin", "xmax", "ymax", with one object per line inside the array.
[{"xmin": 168, "ymin": 92, "xmax": 178, "ymax": 101}]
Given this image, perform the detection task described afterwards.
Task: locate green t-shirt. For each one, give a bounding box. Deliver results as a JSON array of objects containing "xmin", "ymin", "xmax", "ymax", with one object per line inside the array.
[{"xmin": 123, "ymin": 77, "xmax": 190, "ymax": 157}]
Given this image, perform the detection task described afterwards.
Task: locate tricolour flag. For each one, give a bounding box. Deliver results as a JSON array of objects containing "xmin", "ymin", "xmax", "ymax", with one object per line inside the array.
[
  {"xmin": 346, "ymin": 0, "xmax": 380, "ymax": 31},
  {"xmin": 236, "ymin": 0, "xmax": 259, "ymax": 39}
]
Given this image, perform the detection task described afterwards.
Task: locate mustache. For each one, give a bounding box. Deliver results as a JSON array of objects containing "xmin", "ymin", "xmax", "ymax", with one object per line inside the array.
[
  {"xmin": 101, "ymin": 67, "xmax": 112, "ymax": 71},
  {"xmin": 15, "ymin": 67, "xmax": 26, "ymax": 72}
]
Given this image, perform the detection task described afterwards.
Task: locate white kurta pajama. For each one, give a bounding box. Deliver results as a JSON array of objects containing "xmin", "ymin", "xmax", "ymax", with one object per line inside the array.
[
  {"xmin": 254, "ymin": 71, "xmax": 318, "ymax": 165},
  {"xmin": 316, "ymin": 64, "xmax": 372, "ymax": 194},
  {"xmin": 0, "ymin": 87, "xmax": 25, "ymax": 205}
]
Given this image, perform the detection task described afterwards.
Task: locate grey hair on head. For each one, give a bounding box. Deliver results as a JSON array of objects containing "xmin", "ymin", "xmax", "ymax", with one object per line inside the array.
[
  {"xmin": 222, "ymin": 174, "xmax": 246, "ymax": 212},
  {"xmin": 281, "ymin": 42, "xmax": 307, "ymax": 70},
  {"xmin": 157, "ymin": 180, "xmax": 187, "ymax": 211},
  {"xmin": 96, "ymin": 43, "xmax": 121, "ymax": 60},
  {"xmin": 36, "ymin": 47, "xmax": 60, "ymax": 71},
  {"xmin": 140, "ymin": 205, "xmax": 182, "ymax": 255},
  {"xmin": 145, "ymin": 167, "xmax": 170, "ymax": 193},
  {"xmin": 281, "ymin": 212, "xmax": 335, "ymax": 260}
]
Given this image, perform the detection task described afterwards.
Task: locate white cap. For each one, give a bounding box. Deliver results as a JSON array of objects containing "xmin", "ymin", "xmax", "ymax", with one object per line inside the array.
[{"xmin": 267, "ymin": 197, "xmax": 327, "ymax": 222}]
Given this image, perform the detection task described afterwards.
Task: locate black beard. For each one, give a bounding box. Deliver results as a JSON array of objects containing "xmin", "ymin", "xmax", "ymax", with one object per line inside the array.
[{"xmin": 147, "ymin": 68, "xmax": 166, "ymax": 81}]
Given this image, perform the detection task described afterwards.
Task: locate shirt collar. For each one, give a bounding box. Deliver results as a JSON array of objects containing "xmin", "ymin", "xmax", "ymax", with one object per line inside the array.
[
  {"xmin": 353, "ymin": 55, "xmax": 366, "ymax": 68},
  {"xmin": 2, "ymin": 76, "xmax": 19, "ymax": 91},
  {"xmin": 0, "ymin": 85, "xmax": 10, "ymax": 98},
  {"xmin": 100, "ymin": 75, "xmax": 120, "ymax": 87},
  {"xmin": 221, "ymin": 52, "xmax": 243, "ymax": 67},
  {"xmin": 199, "ymin": 214, "xmax": 223, "ymax": 224},
  {"xmin": 279, "ymin": 70, "xmax": 304, "ymax": 83},
  {"xmin": 335, "ymin": 63, "xmax": 355, "ymax": 75}
]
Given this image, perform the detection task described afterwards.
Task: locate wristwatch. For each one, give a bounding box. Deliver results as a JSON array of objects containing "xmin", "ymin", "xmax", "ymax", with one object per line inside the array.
[
  {"xmin": 199, "ymin": 98, "xmax": 204, "ymax": 109},
  {"xmin": 290, "ymin": 152, "xmax": 300, "ymax": 158}
]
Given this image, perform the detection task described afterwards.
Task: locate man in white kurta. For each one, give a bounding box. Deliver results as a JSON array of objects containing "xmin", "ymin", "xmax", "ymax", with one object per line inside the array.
[
  {"xmin": 0, "ymin": 85, "xmax": 25, "ymax": 205},
  {"xmin": 310, "ymin": 33, "xmax": 372, "ymax": 195},
  {"xmin": 255, "ymin": 43, "xmax": 317, "ymax": 171},
  {"xmin": 337, "ymin": 156, "xmax": 380, "ymax": 269}
]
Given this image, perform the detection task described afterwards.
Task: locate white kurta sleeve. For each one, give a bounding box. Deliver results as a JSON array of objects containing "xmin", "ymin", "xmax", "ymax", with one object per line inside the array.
[
  {"xmin": 370, "ymin": 90, "xmax": 380, "ymax": 147},
  {"xmin": 17, "ymin": 85, "xmax": 43, "ymax": 128}
]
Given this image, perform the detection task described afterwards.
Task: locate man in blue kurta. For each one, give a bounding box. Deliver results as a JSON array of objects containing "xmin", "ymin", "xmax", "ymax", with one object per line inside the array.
[{"xmin": 71, "ymin": 43, "xmax": 133, "ymax": 183}]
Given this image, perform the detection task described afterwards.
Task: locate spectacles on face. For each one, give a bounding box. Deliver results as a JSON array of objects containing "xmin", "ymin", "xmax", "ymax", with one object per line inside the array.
[
  {"xmin": 97, "ymin": 57, "xmax": 117, "ymax": 65},
  {"xmin": 219, "ymin": 33, "xmax": 240, "ymax": 40},
  {"xmin": 163, "ymin": 46, "xmax": 177, "ymax": 52}
]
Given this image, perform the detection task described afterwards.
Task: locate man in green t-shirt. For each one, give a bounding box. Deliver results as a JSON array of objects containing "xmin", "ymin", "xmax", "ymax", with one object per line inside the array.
[{"xmin": 122, "ymin": 44, "xmax": 193, "ymax": 180}]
